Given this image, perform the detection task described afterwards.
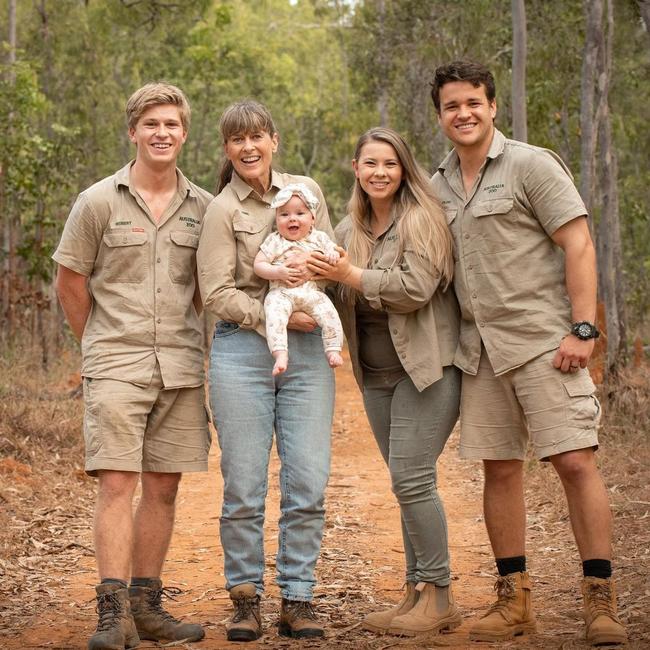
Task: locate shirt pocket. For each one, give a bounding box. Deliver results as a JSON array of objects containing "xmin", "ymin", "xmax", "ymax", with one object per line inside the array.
[
  {"xmin": 232, "ymin": 211, "xmax": 269, "ymax": 260},
  {"xmin": 101, "ymin": 231, "xmax": 148, "ymax": 283},
  {"xmin": 169, "ymin": 231, "xmax": 199, "ymax": 285},
  {"xmin": 471, "ymin": 197, "xmax": 518, "ymax": 253}
]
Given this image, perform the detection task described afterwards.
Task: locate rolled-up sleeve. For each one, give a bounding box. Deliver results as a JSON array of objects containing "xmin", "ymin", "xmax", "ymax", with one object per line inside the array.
[
  {"xmin": 52, "ymin": 194, "xmax": 103, "ymax": 275},
  {"xmin": 361, "ymin": 249, "xmax": 441, "ymax": 314},
  {"xmin": 197, "ymin": 199, "xmax": 266, "ymax": 334}
]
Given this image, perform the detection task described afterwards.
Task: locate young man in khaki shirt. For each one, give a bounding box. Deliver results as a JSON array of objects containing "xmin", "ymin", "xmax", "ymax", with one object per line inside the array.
[
  {"xmin": 430, "ymin": 61, "xmax": 626, "ymax": 646},
  {"xmin": 53, "ymin": 83, "xmax": 212, "ymax": 650}
]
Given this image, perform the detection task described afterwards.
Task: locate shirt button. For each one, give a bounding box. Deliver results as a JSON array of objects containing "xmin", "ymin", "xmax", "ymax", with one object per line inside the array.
[
  {"xmin": 392, "ymin": 329, "xmax": 398, "ymax": 334},
  {"xmin": 156, "ymin": 288, "xmax": 161, "ymax": 293},
  {"xmin": 479, "ymin": 321, "xmax": 485, "ymax": 327},
  {"xmin": 464, "ymin": 233, "xmax": 470, "ymax": 239},
  {"xmin": 157, "ymin": 257, "xmax": 161, "ymax": 263},
  {"xmin": 156, "ymin": 346, "xmax": 161, "ymax": 352},
  {"xmin": 122, "ymin": 237, "xmax": 127, "ymax": 243},
  {"xmin": 468, "ymin": 264, "xmax": 473, "ymax": 270},
  {"xmin": 472, "ymin": 293, "xmax": 477, "ymax": 299},
  {"xmin": 157, "ymin": 318, "xmax": 161, "ymax": 324}
]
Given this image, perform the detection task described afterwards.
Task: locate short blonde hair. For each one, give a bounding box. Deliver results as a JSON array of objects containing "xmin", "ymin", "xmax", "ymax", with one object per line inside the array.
[{"xmin": 125, "ymin": 82, "xmax": 191, "ymax": 131}]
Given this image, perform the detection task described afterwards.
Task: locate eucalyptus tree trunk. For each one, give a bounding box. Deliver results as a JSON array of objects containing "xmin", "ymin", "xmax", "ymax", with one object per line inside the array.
[
  {"xmin": 376, "ymin": 0, "xmax": 389, "ymax": 126},
  {"xmin": 511, "ymin": 0, "xmax": 527, "ymax": 142},
  {"xmin": 595, "ymin": 0, "xmax": 627, "ymax": 373},
  {"xmin": 639, "ymin": 0, "xmax": 650, "ymax": 38},
  {"xmin": 2, "ymin": 0, "xmax": 18, "ymax": 341},
  {"xmin": 579, "ymin": 0, "xmax": 602, "ymax": 220}
]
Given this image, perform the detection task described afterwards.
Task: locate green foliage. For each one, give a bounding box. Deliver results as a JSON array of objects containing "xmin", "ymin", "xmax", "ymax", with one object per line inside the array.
[{"xmin": 1, "ymin": 0, "xmax": 648, "ymax": 334}]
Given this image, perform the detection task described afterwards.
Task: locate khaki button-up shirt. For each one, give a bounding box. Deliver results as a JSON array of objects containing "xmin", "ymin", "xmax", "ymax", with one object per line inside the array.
[
  {"xmin": 333, "ymin": 215, "xmax": 460, "ymax": 393},
  {"xmin": 53, "ymin": 162, "xmax": 213, "ymax": 388},
  {"xmin": 198, "ymin": 171, "xmax": 333, "ymax": 336},
  {"xmin": 431, "ymin": 129, "xmax": 587, "ymax": 376}
]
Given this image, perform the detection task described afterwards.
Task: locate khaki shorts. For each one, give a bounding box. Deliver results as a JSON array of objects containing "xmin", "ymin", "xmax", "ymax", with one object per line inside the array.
[
  {"xmin": 82, "ymin": 365, "xmax": 210, "ymax": 476},
  {"xmin": 460, "ymin": 347, "xmax": 600, "ymax": 461}
]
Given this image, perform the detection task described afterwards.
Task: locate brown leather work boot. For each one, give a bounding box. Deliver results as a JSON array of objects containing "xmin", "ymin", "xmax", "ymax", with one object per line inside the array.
[
  {"xmin": 88, "ymin": 583, "xmax": 140, "ymax": 650},
  {"xmin": 128, "ymin": 578, "xmax": 204, "ymax": 642},
  {"xmin": 362, "ymin": 582, "xmax": 418, "ymax": 633},
  {"xmin": 279, "ymin": 598, "xmax": 324, "ymax": 638},
  {"xmin": 582, "ymin": 577, "xmax": 627, "ymax": 646},
  {"xmin": 226, "ymin": 583, "xmax": 262, "ymax": 642},
  {"xmin": 388, "ymin": 582, "xmax": 462, "ymax": 637},
  {"xmin": 469, "ymin": 571, "xmax": 537, "ymax": 642}
]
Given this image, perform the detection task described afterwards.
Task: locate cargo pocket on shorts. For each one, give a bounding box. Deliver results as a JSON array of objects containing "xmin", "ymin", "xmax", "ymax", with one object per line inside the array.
[
  {"xmin": 169, "ymin": 231, "xmax": 199, "ymax": 284},
  {"xmin": 102, "ymin": 231, "xmax": 147, "ymax": 283},
  {"xmin": 563, "ymin": 374, "xmax": 601, "ymax": 429}
]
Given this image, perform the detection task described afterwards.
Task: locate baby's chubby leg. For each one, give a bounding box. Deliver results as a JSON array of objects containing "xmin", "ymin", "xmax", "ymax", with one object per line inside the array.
[
  {"xmin": 263, "ymin": 289, "xmax": 295, "ymax": 375},
  {"xmin": 307, "ymin": 291, "xmax": 344, "ymax": 369}
]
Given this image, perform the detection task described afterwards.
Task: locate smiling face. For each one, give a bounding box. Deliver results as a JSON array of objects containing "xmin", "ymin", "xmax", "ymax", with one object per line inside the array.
[
  {"xmin": 352, "ymin": 140, "xmax": 404, "ymax": 207},
  {"xmin": 128, "ymin": 104, "xmax": 187, "ymax": 168},
  {"xmin": 275, "ymin": 195, "xmax": 314, "ymax": 241},
  {"xmin": 224, "ymin": 129, "xmax": 278, "ymax": 195},
  {"xmin": 437, "ymin": 80, "xmax": 497, "ymax": 153}
]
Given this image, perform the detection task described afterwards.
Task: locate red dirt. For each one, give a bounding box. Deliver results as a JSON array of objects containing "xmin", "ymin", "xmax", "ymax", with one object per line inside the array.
[{"xmin": 1, "ymin": 356, "xmax": 647, "ymax": 649}]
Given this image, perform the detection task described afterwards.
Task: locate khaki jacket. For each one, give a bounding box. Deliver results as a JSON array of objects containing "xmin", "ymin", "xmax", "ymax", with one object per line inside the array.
[{"xmin": 333, "ymin": 215, "xmax": 460, "ymax": 393}]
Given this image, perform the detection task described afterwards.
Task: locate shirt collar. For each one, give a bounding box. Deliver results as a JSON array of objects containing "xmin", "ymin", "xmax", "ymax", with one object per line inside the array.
[
  {"xmin": 231, "ymin": 169, "xmax": 282, "ymax": 201},
  {"xmin": 114, "ymin": 161, "xmax": 196, "ymax": 198},
  {"xmin": 437, "ymin": 127, "xmax": 506, "ymax": 176}
]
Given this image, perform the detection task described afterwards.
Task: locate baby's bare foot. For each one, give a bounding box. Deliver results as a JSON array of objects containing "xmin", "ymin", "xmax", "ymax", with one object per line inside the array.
[
  {"xmin": 272, "ymin": 351, "xmax": 288, "ymax": 376},
  {"xmin": 326, "ymin": 351, "xmax": 343, "ymax": 369}
]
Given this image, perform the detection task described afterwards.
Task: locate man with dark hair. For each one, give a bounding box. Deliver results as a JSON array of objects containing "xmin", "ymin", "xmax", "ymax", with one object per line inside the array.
[
  {"xmin": 54, "ymin": 83, "xmax": 211, "ymax": 649},
  {"xmin": 430, "ymin": 60, "xmax": 626, "ymax": 646}
]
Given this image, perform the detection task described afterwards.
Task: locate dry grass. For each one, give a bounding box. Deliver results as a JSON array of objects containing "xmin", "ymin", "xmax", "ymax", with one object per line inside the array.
[
  {"xmin": 0, "ymin": 346, "xmax": 648, "ymax": 648},
  {"xmin": 0, "ymin": 347, "xmax": 95, "ymax": 635}
]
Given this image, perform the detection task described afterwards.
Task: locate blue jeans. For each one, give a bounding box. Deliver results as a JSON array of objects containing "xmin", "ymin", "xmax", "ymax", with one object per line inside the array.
[
  {"xmin": 208, "ymin": 323, "xmax": 334, "ymax": 601},
  {"xmin": 362, "ymin": 365, "xmax": 461, "ymax": 585}
]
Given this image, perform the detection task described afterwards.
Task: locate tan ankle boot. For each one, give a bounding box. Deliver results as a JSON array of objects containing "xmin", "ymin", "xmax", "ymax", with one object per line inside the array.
[
  {"xmin": 387, "ymin": 582, "xmax": 462, "ymax": 637},
  {"xmin": 582, "ymin": 577, "xmax": 627, "ymax": 646},
  {"xmin": 362, "ymin": 582, "xmax": 418, "ymax": 633},
  {"xmin": 469, "ymin": 571, "xmax": 537, "ymax": 641}
]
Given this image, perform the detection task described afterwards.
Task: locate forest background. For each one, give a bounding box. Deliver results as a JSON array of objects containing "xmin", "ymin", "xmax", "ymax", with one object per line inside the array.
[
  {"xmin": 1, "ymin": 2, "xmax": 649, "ymax": 646},
  {"xmin": 1, "ymin": 0, "xmax": 649, "ymax": 368}
]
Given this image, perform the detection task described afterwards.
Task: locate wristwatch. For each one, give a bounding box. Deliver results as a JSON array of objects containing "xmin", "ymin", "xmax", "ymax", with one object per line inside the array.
[{"xmin": 571, "ymin": 321, "xmax": 600, "ymax": 340}]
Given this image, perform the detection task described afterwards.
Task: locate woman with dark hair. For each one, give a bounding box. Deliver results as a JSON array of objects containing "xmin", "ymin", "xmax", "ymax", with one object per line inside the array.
[
  {"xmin": 197, "ymin": 101, "xmax": 334, "ymax": 642},
  {"xmin": 309, "ymin": 127, "xmax": 462, "ymax": 638}
]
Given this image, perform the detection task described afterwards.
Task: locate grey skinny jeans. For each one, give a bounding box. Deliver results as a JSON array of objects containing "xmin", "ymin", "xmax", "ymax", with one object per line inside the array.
[{"xmin": 362, "ymin": 365, "xmax": 461, "ymax": 585}]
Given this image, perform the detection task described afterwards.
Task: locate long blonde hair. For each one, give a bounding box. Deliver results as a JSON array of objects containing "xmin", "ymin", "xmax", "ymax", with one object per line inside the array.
[
  {"xmin": 342, "ymin": 127, "xmax": 454, "ymax": 302},
  {"xmin": 217, "ymin": 100, "xmax": 277, "ymax": 193}
]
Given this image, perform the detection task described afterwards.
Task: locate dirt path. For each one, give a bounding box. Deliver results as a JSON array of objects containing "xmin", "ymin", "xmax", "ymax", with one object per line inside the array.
[{"xmin": 3, "ymin": 359, "xmax": 646, "ymax": 649}]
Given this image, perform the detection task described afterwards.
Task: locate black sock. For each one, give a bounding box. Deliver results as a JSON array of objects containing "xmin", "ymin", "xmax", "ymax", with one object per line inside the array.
[
  {"xmin": 130, "ymin": 577, "xmax": 155, "ymax": 587},
  {"xmin": 496, "ymin": 555, "xmax": 526, "ymax": 576},
  {"xmin": 582, "ymin": 559, "xmax": 611, "ymax": 579},
  {"xmin": 101, "ymin": 578, "xmax": 127, "ymax": 589}
]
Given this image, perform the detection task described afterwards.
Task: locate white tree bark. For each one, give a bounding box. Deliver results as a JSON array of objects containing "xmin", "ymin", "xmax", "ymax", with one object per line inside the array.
[{"xmin": 511, "ymin": 0, "xmax": 527, "ymax": 142}]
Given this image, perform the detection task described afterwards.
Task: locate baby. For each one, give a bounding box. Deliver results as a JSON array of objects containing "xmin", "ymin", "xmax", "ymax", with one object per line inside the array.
[{"xmin": 254, "ymin": 183, "xmax": 344, "ymax": 375}]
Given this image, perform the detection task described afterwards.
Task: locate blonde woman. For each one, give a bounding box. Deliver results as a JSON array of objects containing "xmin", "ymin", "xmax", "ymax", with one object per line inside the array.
[
  {"xmin": 197, "ymin": 101, "xmax": 334, "ymax": 642},
  {"xmin": 308, "ymin": 127, "xmax": 462, "ymax": 637}
]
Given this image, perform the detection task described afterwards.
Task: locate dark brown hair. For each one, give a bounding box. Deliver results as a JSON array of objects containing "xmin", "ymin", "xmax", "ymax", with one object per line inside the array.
[{"xmin": 430, "ymin": 60, "xmax": 496, "ymax": 112}]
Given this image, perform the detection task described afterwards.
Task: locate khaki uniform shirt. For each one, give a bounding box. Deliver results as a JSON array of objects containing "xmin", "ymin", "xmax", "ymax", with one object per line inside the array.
[
  {"xmin": 53, "ymin": 162, "xmax": 213, "ymax": 388},
  {"xmin": 198, "ymin": 171, "xmax": 333, "ymax": 337},
  {"xmin": 431, "ymin": 129, "xmax": 587, "ymax": 376},
  {"xmin": 333, "ymin": 215, "xmax": 460, "ymax": 393}
]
